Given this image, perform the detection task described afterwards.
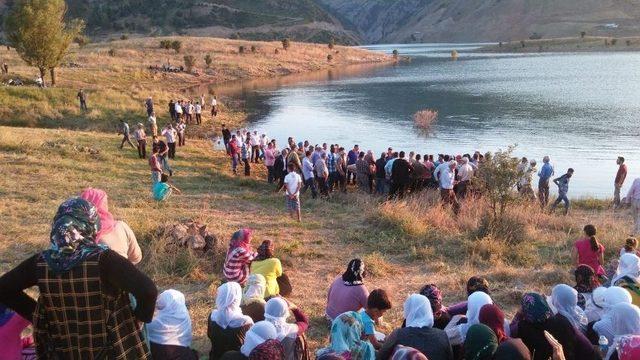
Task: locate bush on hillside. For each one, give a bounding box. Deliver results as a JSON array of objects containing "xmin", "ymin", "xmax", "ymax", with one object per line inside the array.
[
  {"xmin": 238, "ymin": 45, "xmax": 245, "ymax": 54},
  {"xmin": 327, "ymin": 54, "xmax": 333, "ymax": 62},
  {"xmin": 204, "ymin": 54, "xmax": 212, "ymax": 68},
  {"xmin": 183, "ymin": 55, "xmax": 196, "ymax": 72},
  {"xmin": 282, "ymin": 38, "xmax": 290, "ymax": 50},
  {"xmin": 328, "ymin": 38, "xmax": 335, "ymax": 49},
  {"xmin": 159, "ymin": 40, "xmax": 172, "ymax": 49},
  {"xmin": 108, "ymin": 48, "xmax": 116, "ymax": 57},
  {"xmin": 120, "ymin": 34, "xmax": 128, "ymax": 40},
  {"xmin": 171, "ymin": 40, "xmax": 182, "ymax": 53},
  {"xmin": 250, "ymin": 45, "xmax": 256, "ymax": 53}
]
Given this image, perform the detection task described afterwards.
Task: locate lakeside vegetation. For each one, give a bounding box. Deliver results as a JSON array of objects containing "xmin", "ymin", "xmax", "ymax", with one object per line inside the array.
[{"xmin": 481, "ymin": 35, "xmax": 640, "ymax": 53}]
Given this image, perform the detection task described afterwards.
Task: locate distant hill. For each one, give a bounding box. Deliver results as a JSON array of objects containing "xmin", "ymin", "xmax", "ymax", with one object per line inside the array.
[
  {"xmin": 0, "ymin": 0, "xmax": 361, "ymax": 45},
  {"xmin": 317, "ymin": 0, "xmax": 640, "ymax": 43},
  {"xmin": 2, "ymin": 0, "xmax": 640, "ymax": 44}
]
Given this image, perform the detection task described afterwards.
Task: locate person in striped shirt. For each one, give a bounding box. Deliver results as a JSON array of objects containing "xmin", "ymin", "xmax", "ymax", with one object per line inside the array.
[{"xmin": 223, "ymin": 229, "xmax": 257, "ymax": 286}]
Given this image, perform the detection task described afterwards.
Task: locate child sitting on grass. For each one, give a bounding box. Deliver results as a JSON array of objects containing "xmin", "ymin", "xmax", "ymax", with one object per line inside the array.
[
  {"xmin": 359, "ymin": 288, "xmax": 392, "ymax": 349},
  {"xmin": 620, "ymin": 237, "xmax": 640, "ymax": 257},
  {"xmin": 153, "ymin": 174, "xmax": 181, "ymax": 201}
]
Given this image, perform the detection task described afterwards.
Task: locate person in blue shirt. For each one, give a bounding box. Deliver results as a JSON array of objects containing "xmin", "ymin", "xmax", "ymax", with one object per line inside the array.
[
  {"xmin": 550, "ymin": 168, "xmax": 574, "ymax": 215},
  {"xmin": 359, "ymin": 288, "xmax": 392, "ymax": 350},
  {"xmin": 153, "ymin": 174, "xmax": 181, "ymax": 201},
  {"xmin": 347, "ymin": 145, "xmax": 360, "ymax": 185},
  {"xmin": 538, "ymin": 156, "xmax": 555, "ymax": 208}
]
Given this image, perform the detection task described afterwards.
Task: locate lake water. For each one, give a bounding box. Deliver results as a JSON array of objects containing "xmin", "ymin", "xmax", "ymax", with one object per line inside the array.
[{"xmin": 233, "ymin": 43, "xmax": 640, "ymax": 197}]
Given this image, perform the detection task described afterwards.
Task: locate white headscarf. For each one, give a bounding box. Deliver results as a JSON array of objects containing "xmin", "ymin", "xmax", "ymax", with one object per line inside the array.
[
  {"xmin": 461, "ymin": 291, "xmax": 493, "ymax": 337},
  {"xmin": 594, "ymin": 286, "xmax": 634, "ymax": 344},
  {"xmin": 242, "ymin": 274, "xmax": 267, "ymax": 306},
  {"xmin": 240, "ymin": 321, "xmax": 278, "ymax": 357},
  {"xmin": 146, "ymin": 289, "xmax": 192, "ymax": 347},
  {"xmin": 551, "ymin": 284, "xmax": 588, "ymax": 331},
  {"xmin": 586, "ymin": 286, "xmax": 608, "ymax": 323},
  {"xmin": 210, "ymin": 282, "xmax": 254, "ymax": 329},
  {"xmin": 264, "ymin": 297, "xmax": 298, "ymax": 340},
  {"xmin": 403, "ymin": 294, "xmax": 434, "ymax": 328},
  {"xmin": 613, "ymin": 253, "xmax": 640, "ymax": 284},
  {"xmin": 605, "ymin": 303, "xmax": 640, "ymax": 360}
]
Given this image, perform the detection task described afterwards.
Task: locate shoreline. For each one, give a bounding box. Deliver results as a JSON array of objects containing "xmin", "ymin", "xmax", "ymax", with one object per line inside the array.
[{"xmin": 478, "ymin": 35, "xmax": 640, "ymax": 53}]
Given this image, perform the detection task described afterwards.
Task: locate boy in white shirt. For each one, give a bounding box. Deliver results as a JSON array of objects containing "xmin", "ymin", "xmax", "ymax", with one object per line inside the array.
[
  {"xmin": 284, "ymin": 163, "xmax": 302, "ymax": 222},
  {"xmin": 195, "ymin": 102, "xmax": 202, "ymax": 125}
]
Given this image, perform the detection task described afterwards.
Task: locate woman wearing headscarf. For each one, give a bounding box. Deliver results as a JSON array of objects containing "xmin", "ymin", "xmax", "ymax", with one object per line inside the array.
[
  {"xmin": 445, "ymin": 291, "xmax": 495, "ymax": 346},
  {"xmin": 493, "ymin": 339, "xmax": 531, "ymax": 360},
  {"xmin": 263, "ymin": 297, "xmax": 309, "ymax": 360},
  {"xmin": 378, "ymin": 294, "xmax": 453, "ymax": 360},
  {"xmin": 326, "ymin": 259, "xmax": 369, "ymax": 320},
  {"xmin": 0, "ymin": 197, "xmax": 157, "ymax": 359},
  {"xmin": 462, "ymin": 324, "xmax": 498, "ymax": 360},
  {"xmin": 241, "ymin": 274, "xmax": 267, "ymax": 323},
  {"xmin": 208, "ymin": 282, "xmax": 254, "ymax": 360},
  {"xmin": 604, "ymin": 303, "xmax": 640, "ymax": 360},
  {"xmin": 390, "ymin": 346, "xmax": 428, "ymax": 360},
  {"xmin": 221, "ymin": 321, "xmax": 285, "ymax": 360},
  {"xmin": 80, "ymin": 188, "xmax": 142, "ymax": 264},
  {"xmin": 512, "ymin": 293, "xmax": 556, "ymax": 360},
  {"xmin": 478, "ymin": 304, "xmax": 508, "ymax": 343},
  {"xmin": 420, "ymin": 284, "xmax": 451, "ymax": 329},
  {"xmin": 316, "ymin": 311, "xmax": 375, "ymax": 360},
  {"xmin": 250, "ymin": 240, "xmax": 283, "ymax": 298},
  {"xmin": 147, "ymin": 289, "xmax": 198, "ymax": 359},
  {"xmin": 612, "ymin": 253, "xmax": 640, "ymax": 306},
  {"xmin": 547, "ymin": 285, "xmax": 598, "ymax": 360},
  {"xmin": 593, "ymin": 286, "xmax": 634, "ymax": 344},
  {"xmin": 574, "ymin": 264, "xmax": 599, "ymax": 309},
  {"xmin": 0, "ymin": 304, "xmax": 32, "ymax": 360},
  {"xmin": 446, "ymin": 276, "xmax": 491, "ymax": 316},
  {"xmin": 585, "ymin": 286, "xmax": 608, "ymax": 323},
  {"xmin": 223, "ymin": 229, "xmax": 257, "ymax": 286}
]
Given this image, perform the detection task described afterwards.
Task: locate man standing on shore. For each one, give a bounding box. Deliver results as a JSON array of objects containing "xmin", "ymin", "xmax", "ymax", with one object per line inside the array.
[
  {"xmin": 550, "ymin": 168, "xmax": 574, "ymax": 215},
  {"xmin": 390, "ymin": 151, "xmax": 412, "ymax": 199},
  {"xmin": 211, "ymin": 96, "xmax": 218, "ymax": 117},
  {"xmin": 301, "ymin": 150, "xmax": 317, "ymax": 199},
  {"xmin": 347, "ymin": 144, "xmax": 359, "ymax": 185},
  {"xmin": 538, "ymin": 156, "xmax": 554, "ymax": 208},
  {"xmin": 195, "ymin": 101, "xmax": 202, "ymax": 125},
  {"xmin": 284, "ymin": 163, "xmax": 302, "ymax": 222},
  {"xmin": 614, "ymin": 156, "xmax": 628, "ymax": 208},
  {"xmin": 437, "ymin": 160, "xmax": 460, "ymax": 214},
  {"xmin": 221, "ymin": 124, "xmax": 231, "ymax": 153}
]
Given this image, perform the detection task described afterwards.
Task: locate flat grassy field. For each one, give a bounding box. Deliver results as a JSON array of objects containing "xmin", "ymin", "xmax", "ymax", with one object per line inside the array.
[{"xmin": 0, "ymin": 36, "xmax": 635, "ymax": 356}]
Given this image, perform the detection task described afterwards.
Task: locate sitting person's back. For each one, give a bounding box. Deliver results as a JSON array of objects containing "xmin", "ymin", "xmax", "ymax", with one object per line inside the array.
[
  {"xmin": 208, "ymin": 282, "xmax": 254, "ymax": 360},
  {"xmin": 241, "ymin": 274, "xmax": 267, "ymax": 323},
  {"xmin": 263, "ymin": 298, "xmax": 309, "ymax": 360},
  {"xmin": 250, "ymin": 240, "xmax": 283, "ymax": 298},
  {"xmin": 147, "ymin": 289, "xmax": 197, "ymax": 360},
  {"xmin": 326, "ymin": 259, "xmax": 369, "ymax": 320}
]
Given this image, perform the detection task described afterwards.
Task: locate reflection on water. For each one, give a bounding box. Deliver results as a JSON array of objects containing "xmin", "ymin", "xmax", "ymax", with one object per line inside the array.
[{"xmin": 204, "ymin": 44, "xmax": 640, "ymax": 197}]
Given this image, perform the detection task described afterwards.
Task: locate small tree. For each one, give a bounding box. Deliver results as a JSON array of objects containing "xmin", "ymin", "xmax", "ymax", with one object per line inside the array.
[
  {"xmin": 160, "ymin": 40, "xmax": 172, "ymax": 49},
  {"xmin": 108, "ymin": 48, "xmax": 116, "ymax": 57},
  {"xmin": 74, "ymin": 35, "xmax": 89, "ymax": 47},
  {"xmin": 611, "ymin": 38, "xmax": 618, "ymax": 46},
  {"xmin": 327, "ymin": 54, "xmax": 333, "ymax": 62},
  {"xmin": 520, "ymin": 40, "xmax": 526, "ymax": 48},
  {"xmin": 171, "ymin": 40, "xmax": 182, "ymax": 53},
  {"xmin": 4, "ymin": 0, "xmax": 84, "ymax": 86},
  {"xmin": 274, "ymin": 48, "xmax": 279, "ymax": 54},
  {"xmin": 476, "ymin": 146, "xmax": 523, "ymax": 225},
  {"xmin": 204, "ymin": 54, "xmax": 212, "ymax": 68},
  {"xmin": 580, "ymin": 31, "xmax": 586, "ymax": 38},
  {"xmin": 627, "ymin": 39, "xmax": 632, "ymax": 46},
  {"xmin": 120, "ymin": 34, "xmax": 128, "ymax": 40},
  {"xmin": 238, "ymin": 45, "xmax": 245, "ymax": 54},
  {"xmin": 183, "ymin": 55, "xmax": 195, "ymax": 72},
  {"xmin": 250, "ymin": 45, "xmax": 256, "ymax": 53},
  {"xmin": 392, "ymin": 49, "xmax": 399, "ymax": 59},
  {"xmin": 282, "ymin": 38, "xmax": 290, "ymax": 50},
  {"xmin": 328, "ymin": 38, "xmax": 335, "ymax": 49}
]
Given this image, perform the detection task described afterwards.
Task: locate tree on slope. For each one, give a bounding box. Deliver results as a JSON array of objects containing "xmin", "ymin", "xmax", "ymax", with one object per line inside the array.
[{"xmin": 4, "ymin": 0, "xmax": 84, "ymax": 86}]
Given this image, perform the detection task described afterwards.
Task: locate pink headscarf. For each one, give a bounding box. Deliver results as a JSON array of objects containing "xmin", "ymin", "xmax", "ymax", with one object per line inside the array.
[
  {"xmin": 229, "ymin": 228, "xmax": 253, "ymax": 252},
  {"xmin": 79, "ymin": 188, "xmax": 116, "ymax": 239}
]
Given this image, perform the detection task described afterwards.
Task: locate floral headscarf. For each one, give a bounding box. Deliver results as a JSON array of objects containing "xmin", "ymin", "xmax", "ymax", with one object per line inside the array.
[
  {"xmin": 391, "ymin": 345, "xmax": 428, "ymax": 360},
  {"xmin": 342, "ymin": 259, "xmax": 365, "ymax": 286},
  {"xmin": 520, "ymin": 292, "xmax": 553, "ymax": 323},
  {"xmin": 574, "ymin": 264, "xmax": 598, "ymax": 293},
  {"xmin": 249, "ymin": 339, "xmax": 284, "ymax": 360},
  {"xmin": 419, "ymin": 283, "xmax": 444, "ymax": 316},
  {"xmin": 43, "ymin": 197, "xmax": 107, "ymax": 274},
  {"xmin": 255, "ymin": 240, "xmax": 274, "ymax": 261},
  {"xmin": 317, "ymin": 311, "xmax": 375, "ymax": 360}
]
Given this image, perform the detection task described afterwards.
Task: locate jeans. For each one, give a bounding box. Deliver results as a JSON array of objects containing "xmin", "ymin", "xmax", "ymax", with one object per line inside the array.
[
  {"xmin": 538, "ymin": 179, "xmax": 550, "ymax": 207},
  {"xmin": 317, "ymin": 177, "xmax": 329, "ymax": 196},
  {"xmin": 167, "ymin": 142, "xmax": 176, "ymax": 159},
  {"xmin": 302, "ymin": 177, "xmax": 318, "ymax": 199},
  {"xmin": 251, "ymin": 146, "xmax": 260, "ymax": 163},
  {"xmin": 151, "ymin": 171, "xmax": 161, "ymax": 184},
  {"xmin": 137, "ymin": 139, "xmax": 146, "ymax": 158},
  {"xmin": 551, "ymin": 191, "xmax": 570, "ymax": 214},
  {"xmin": 614, "ymin": 184, "xmax": 622, "ymax": 208},
  {"xmin": 267, "ymin": 166, "xmax": 275, "ymax": 183},
  {"xmin": 375, "ymin": 177, "xmax": 386, "ymax": 195},
  {"xmin": 80, "ymin": 100, "xmax": 87, "ymax": 111},
  {"xmin": 328, "ymin": 172, "xmax": 338, "ymax": 192},
  {"xmin": 243, "ymin": 158, "xmax": 250, "ymax": 176},
  {"xmin": 195, "ymin": 113, "xmax": 202, "ymax": 125}
]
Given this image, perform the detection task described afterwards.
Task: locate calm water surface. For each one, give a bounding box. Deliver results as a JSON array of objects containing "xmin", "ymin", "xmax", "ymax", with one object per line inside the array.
[{"xmin": 233, "ymin": 43, "xmax": 640, "ymax": 197}]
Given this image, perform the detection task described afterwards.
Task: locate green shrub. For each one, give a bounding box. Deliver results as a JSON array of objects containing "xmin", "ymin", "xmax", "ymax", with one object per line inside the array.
[
  {"xmin": 611, "ymin": 38, "xmax": 618, "ymax": 45},
  {"xmin": 183, "ymin": 55, "xmax": 196, "ymax": 72},
  {"xmin": 238, "ymin": 45, "xmax": 245, "ymax": 54},
  {"xmin": 204, "ymin": 54, "xmax": 212, "ymax": 68},
  {"xmin": 392, "ymin": 49, "xmax": 399, "ymax": 59},
  {"xmin": 159, "ymin": 40, "xmax": 172, "ymax": 49},
  {"xmin": 120, "ymin": 34, "xmax": 128, "ymax": 40},
  {"xmin": 580, "ymin": 31, "xmax": 586, "ymax": 38},
  {"xmin": 250, "ymin": 45, "xmax": 256, "ymax": 53},
  {"xmin": 282, "ymin": 38, "xmax": 290, "ymax": 50},
  {"xmin": 171, "ymin": 40, "xmax": 182, "ymax": 53},
  {"xmin": 328, "ymin": 38, "xmax": 335, "ymax": 49},
  {"xmin": 327, "ymin": 54, "xmax": 333, "ymax": 62},
  {"xmin": 107, "ymin": 48, "xmax": 116, "ymax": 57}
]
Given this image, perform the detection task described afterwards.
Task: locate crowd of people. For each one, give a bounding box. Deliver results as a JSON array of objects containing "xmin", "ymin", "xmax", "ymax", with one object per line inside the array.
[
  {"xmin": 221, "ymin": 128, "xmax": 638, "ymax": 228},
  {"xmin": 1, "ymin": 188, "xmax": 640, "ymax": 359}
]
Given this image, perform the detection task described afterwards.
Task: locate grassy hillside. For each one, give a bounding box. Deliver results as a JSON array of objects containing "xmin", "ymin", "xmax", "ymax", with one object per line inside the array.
[
  {"xmin": 0, "ymin": 125, "xmax": 633, "ymax": 354},
  {"xmin": 0, "ymin": 36, "xmax": 390, "ymax": 131}
]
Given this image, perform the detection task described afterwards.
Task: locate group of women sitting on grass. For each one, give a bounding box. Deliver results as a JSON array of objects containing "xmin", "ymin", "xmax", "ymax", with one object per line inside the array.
[{"xmin": 1, "ymin": 191, "xmax": 640, "ymax": 359}]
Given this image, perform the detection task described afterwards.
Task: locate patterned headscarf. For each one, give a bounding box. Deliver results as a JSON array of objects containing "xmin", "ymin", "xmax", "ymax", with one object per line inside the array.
[
  {"xmin": 342, "ymin": 259, "xmax": 365, "ymax": 286},
  {"xmin": 419, "ymin": 284, "xmax": 444, "ymax": 316},
  {"xmin": 467, "ymin": 276, "xmax": 490, "ymax": 296},
  {"xmin": 391, "ymin": 345, "xmax": 429, "ymax": 360},
  {"xmin": 464, "ymin": 324, "xmax": 499, "ymax": 360},
  {"xmin": 249, "ymin": 339, "xmax": 284, "ymax": 360},
  {"xmin": 255, "ymin": 240, "xmax": 274, "ymax": 261},
  {"xmin": 43, "ymin": 197, "xmax": 106, "ymax": 274},
  {"xmin": 520, "ymin": 292, "xmax": 553, "ymax": 323},
  {"xmin": 316, "ymin": 311, "xmax": 375, "ymax": 360}
]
